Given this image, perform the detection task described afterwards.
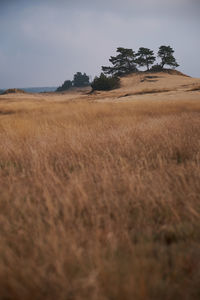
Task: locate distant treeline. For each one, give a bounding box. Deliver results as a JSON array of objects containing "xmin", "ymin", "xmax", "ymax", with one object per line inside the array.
[
  {"xmin": 57, "ymin": 72, "xmax": 90, "ymax": 92},
  {"xmin": 58, "ymin": 45, "xmax": 179, "ymax": 92}
]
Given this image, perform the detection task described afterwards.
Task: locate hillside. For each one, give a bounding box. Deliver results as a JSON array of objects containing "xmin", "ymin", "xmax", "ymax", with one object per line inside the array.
[
  {"xmin": 90, "ymin": 71, "xmax": 200, "ymax": 101},
  {"xmin": 1, "ymin": 71, "xmax": 199, "ymax": 104},
  {"xmin": 0, "ymin": 71, "xmax": 200, "ymax": 300}
]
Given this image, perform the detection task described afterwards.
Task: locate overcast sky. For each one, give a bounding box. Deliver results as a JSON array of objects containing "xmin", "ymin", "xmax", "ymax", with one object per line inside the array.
[{"xmin": 0, "ymin": 0, "xmax": 199, "ymax": 88}]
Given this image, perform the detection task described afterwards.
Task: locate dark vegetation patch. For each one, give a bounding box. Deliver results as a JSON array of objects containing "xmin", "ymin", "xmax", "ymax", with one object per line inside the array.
[
  {"xmin": 0, "ymin": 110, "xmax": 14, "ymax": 115},
  {"xmin": 141, "ymin": 75, "xmax": 160, "ymax": 82},
  {"xmin": 188, "ymin": 85, "xmax": 200, "ymax": 92},
  {"xmin": 91, "ymin": 73, "xmax": 120, "ymax": 91}
]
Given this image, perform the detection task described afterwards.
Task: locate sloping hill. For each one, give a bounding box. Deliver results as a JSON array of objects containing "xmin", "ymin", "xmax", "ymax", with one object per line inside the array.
[
  {"xmin": 0, "ymin": 71, "xmax": 199, "ymax": 104},
  {"xmin": 120, "ymin": 72, "xmax": 193, "ymax": 92},
  {"xmin": 88, "ymin": 71, "xmax": 200, "ymax": 102}
]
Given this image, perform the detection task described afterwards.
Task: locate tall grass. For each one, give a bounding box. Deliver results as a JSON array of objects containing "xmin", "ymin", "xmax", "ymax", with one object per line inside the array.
[{"xmin": 0, "ymin": 98, "xmax": 200, "ymax": 300}]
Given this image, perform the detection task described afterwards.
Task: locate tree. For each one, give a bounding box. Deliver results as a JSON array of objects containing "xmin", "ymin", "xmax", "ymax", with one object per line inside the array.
[
  {"xmin": 136, "ymin": 47, "xmax": 156, "ymax": 71},
  {"xmin": 102, "ymin": 47, "xmax": 137, "ymax": 76},
  {"xmin": 73, "ymin": 72, "xmax": 90, "ymax": 87},
  {"xmin": 56, "ymin": 80, "xmax": 72, "ymax": 92},
  {"xmin": 158, "ymin": 45, "xmax": 179, "ymax": 69},
  {"xmin": 91, "ymin": 73, "xmax": 120, "ymax": 91}
]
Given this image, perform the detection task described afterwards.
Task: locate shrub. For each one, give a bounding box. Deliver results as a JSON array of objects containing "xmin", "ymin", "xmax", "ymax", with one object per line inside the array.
[
  {"xmin": 91, "ymin": 73, "xmax": 120, "ymax": 91},
  {"xmin": 150, "ymin": 64, "xmax": 163, "ymax": 72},
  {"xmin": 56, "ymin": 80, "xmax": 73, "ymax": 92}
]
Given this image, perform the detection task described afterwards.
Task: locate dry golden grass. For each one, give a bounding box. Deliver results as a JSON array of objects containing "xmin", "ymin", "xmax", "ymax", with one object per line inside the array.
[
  {"xmin": 118, "ymin": 88, "xmax": 172, "ymax": 98},
  {"xmin": 188, "ymin": 84, "xmax": 200, "ymax": 92},
  {"xmin": 0, "ymin": 75, "xmax": 200, "ymax": 299}
]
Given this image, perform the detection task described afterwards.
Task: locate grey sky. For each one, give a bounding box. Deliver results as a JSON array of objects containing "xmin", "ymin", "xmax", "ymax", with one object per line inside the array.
[{"xmin": 0, "ymin": 0, "xmax": 199, "ymax": 88}]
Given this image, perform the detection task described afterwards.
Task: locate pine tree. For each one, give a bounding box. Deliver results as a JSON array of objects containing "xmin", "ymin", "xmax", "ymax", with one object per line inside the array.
[
  {"xmin": 158, "ymin": 46, "xmax": 179, "ymax": 69},
  {"xmin": 102, "ymin": 47, "xmax": 137, "ymax": 76},
  {"xmin": 136, "ymin": 47, "xmax": 156, "ymax": 71}
]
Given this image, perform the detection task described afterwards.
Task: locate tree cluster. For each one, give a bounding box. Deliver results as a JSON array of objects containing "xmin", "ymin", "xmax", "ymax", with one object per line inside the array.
[
  {"xmin": 91, "ymin": 45, "xmax": 179, "ymax": 92},
  {"xmin": 57, "ymin": 45, "xmax": 179, "ymax": 93},
  {"xmin": 102, "ymin": 45, "xmax": 179, "ymax": 76},
  {"xmin": 57, "ymin": 72, "xmax": 90, "ymax": 92}
]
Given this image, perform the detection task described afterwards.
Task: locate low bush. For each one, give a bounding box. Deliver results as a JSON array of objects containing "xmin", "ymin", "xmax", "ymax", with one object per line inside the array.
[
  {"xmin": 150, "ymin": 64, "xmax": 163, "ymax": 72},
  {"xmin": 91, "ymin": 73, "xmax": 120, "ymax": 91},
  {"xmin": 56, "ymin": 80, "xmax": 73, "ymax": 92}
]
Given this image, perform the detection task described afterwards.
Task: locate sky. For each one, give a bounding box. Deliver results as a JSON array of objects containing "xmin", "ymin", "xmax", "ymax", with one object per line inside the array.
[{"xmin": 0, "ymin": 0, "xmax": 200, "ymax": 88}]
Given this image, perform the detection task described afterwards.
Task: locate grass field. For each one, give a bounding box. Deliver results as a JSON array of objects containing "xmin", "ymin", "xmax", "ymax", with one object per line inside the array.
[{"xmin": 0, "ymin": 74, "xmax": 200, "ymax": 299}]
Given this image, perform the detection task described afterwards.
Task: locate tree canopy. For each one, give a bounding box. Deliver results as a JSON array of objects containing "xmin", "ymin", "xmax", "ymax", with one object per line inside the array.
[
  {"xmin": 73, "ymin": 72, "xmax": 90, "ymax": 87},
  {"xmin": 136, "ymin": 47, "xmax": 156, "ymax": 71},
  {"xmin": 158, "ymin": 45, "xmax": 179, "ymax": 69},
  {"xmin": 102, "ymin": 47, "xmax": 137, "ymax": 76}
]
